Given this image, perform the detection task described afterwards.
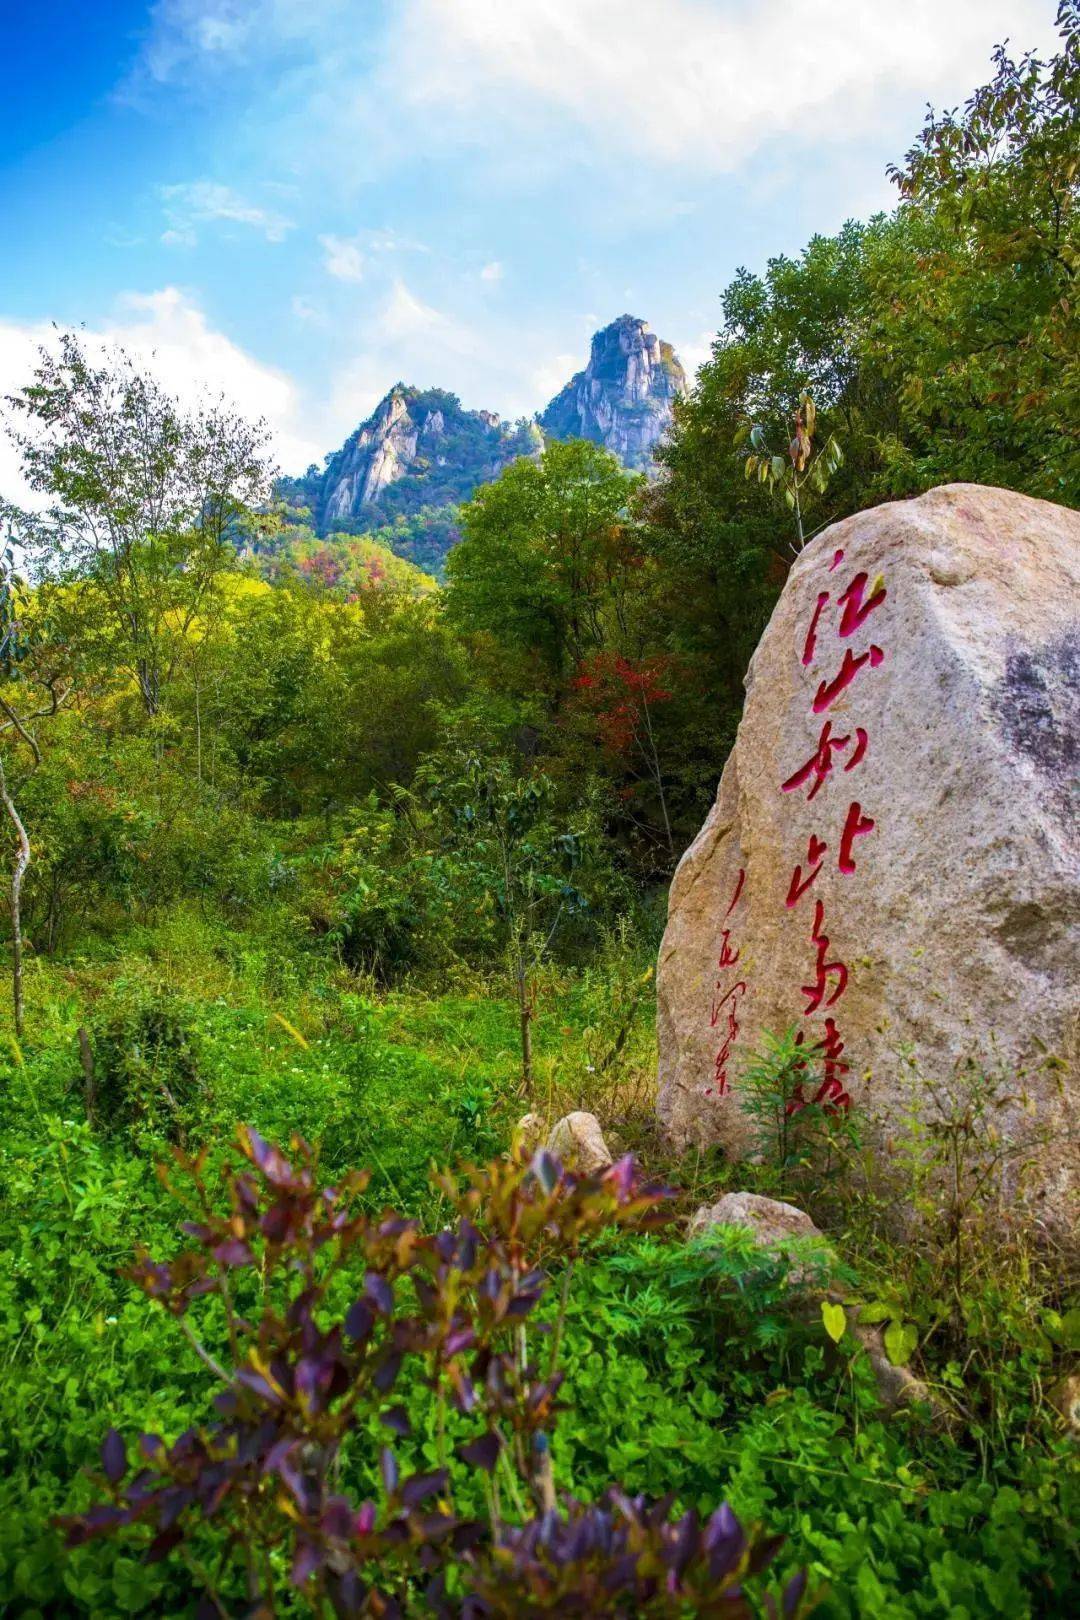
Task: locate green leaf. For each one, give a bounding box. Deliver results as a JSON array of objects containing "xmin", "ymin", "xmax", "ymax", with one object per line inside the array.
[
  {"xmin": 1046, "ymin": 1306, "xmax": 1080, "ymax": 1350},
  {"xmin": 883, "ymin": 1319, "xmax": 918, "ymax": 1366},
  {"xmin": 821, "ymin": 1301, "xmax": 847, "ymax": 1344},
  {"xmin": 857, "ymin": 1301, "xmax": 894, "ymax": 1326}
]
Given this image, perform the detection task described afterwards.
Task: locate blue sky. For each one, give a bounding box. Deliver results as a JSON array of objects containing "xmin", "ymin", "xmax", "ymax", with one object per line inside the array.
[{"xmin": 0, "ymin": 0, "xmax": 1061, "ymax": 481}]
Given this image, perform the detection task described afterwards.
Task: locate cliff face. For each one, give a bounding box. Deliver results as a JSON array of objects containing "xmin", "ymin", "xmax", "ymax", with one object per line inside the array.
[
  {"xmin": 539, "ymin": 315, "xmax": 687, "ymax": 469},
  {"xmin": 297, "ymin": 387, "xmax": 542, "ymax": 534},
  {"xmin": 276, "ymin": 317, "xmax": 688, "ymax": 573},
  {"xmin": 323, "ymin": 389, "xmax": 423, "ymax": 519}
]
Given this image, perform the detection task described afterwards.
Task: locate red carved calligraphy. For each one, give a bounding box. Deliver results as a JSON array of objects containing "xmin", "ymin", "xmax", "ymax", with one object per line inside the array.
[
  {"xmin": 777, "ymin": 554, "xmax": 888, "ymax": 1114},
  {"xmin": 801, "ymin": 899, "xmax": 848, "ymax": 1014},
  {"xmin": 785, "ymin": 833, "xmax": 827, "ymax": 908},
  {"xmin": 782, "ymin": 719, "xmax": 867, "ymax": 801},
  {"xmin": 812, "ymin": 644, "xmax": 884, "ymax": 713},
  {"xmin": 801, "ymin": 591, "xmax": 832, "ymax": 666},
  {"xmin": 837, "ymin": 571, "xmax": 887, "ymax": 637},
  {"xmin": 817, "ymin": 1018, "xmax": 851, "ymax": 1107},
  {"xmin": 845, "ymin": 727, "xmax": 868, "ymax": 772},
  {"xmin": 709, "ymin": 984, "xmax": 747, "ymax": 1096},
  {"xmin": 788, "ymin": 1017, "xmax": 852, "ymax": 1114},
  {"xmin": 837, "ymin": 800, "xmax": 875, "ymax": 875},
  {"xmin": 725, "ymin": 866, "xmax": 746, "ymax": 917},
  {"xmin": 706, "ymin": 867, "xmax": 748, "ymax": 1098}
]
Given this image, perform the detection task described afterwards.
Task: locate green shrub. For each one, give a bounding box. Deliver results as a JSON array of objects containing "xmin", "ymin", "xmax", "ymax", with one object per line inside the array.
[{"xmin": 88, "ymin": 985, "xmax": 207, "ymax": 1141}]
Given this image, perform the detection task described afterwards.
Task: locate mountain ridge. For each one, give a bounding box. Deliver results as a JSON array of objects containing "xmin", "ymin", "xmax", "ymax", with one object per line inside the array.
[{"xmin": 277, "ymin": 315, "xmax": 687, "ymax": 572}]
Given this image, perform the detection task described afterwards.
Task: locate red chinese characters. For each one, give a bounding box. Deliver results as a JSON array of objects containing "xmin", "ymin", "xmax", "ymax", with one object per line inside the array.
[
  {"xmin": 785, "ymin": 833, "xmax": 827, "ymax": 908},
  {"xmin": 779, "ymin": 557, "xmax": 888, "ymax": 1114},
  {"xmin": 782, "ymin": 720, "xmax": 868, "ymax": 802},
  {"xmin": 789, "ymin": 1016, "xmax": 851, "ymax": 1113},
  {"xmin": 838, "ymin": 800, "xmax": 875, "ymax": 875},
  {"xmin": 801, "ymin": 899, "xmax": 848, "ymax": 1013},
  {"xmin": 709, "ymin": 984, "xmax": 747, "ymax": 1097},
  {"xmin": 801, "ymin": 591, "xmax": 832, "ymax": 666},
  {"xmin": 837, "ymin": 571, "xmax": 887, "ymax": 638},
  {"xmin": 812, "ymin": 644, "xmax": 884, "ymax": 713},
  {"xmin": 783, "ymin": 798, "xmax": 875, "ymax": 906},
  {"xmin": 706, "ymin": 868, "xmax": 747, "ymax": 1098}
]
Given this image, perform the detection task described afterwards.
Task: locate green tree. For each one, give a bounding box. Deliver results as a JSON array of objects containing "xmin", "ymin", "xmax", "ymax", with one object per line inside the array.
[
  {"xmin": 203, "ymin": 581, "xmax": 469, "ymax": 819},
  {"xmin": 446, "ymin": 439, "xmax": 643, "ymax": 693},
  {"xmin": 418, "ymin": 734, "xmax": 592, "ymax": 1092},
  {"xmin": 3, "ymin": 332, "xmax": 275, "ymax": 718},
  {"xmin": 0, "ymin": 550, "xmax": 71, "ymax": 1035},
  {"xmin": 874, "ymin": 0, "xmax": 1079, "ymax": 500},
  {"xmin": 447, "ymin": 440, "xmax": 708, "ymax": 868}
]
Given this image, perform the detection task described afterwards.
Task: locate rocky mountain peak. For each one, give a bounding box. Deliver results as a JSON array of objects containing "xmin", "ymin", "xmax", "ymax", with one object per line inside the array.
[
  {"xmin": 539, "ymin": 314, "xmax": 687, "ymax": 469},
  {"xmin": 276, "ymin": 316, "xmax": 689, "ymax": 571},
  {"xmin": 294, "ymin": 386, "xmax": 542, "ymax": 542}
]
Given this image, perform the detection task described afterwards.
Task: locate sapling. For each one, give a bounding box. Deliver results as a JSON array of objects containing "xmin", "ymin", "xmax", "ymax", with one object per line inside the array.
[{"xmin": 737, "ymin": 392, "xmax": 843, "ymax": 555}]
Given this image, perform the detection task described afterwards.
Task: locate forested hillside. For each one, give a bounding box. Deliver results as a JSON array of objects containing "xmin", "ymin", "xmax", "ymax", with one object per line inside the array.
[
  {"xmin": 275, "ymin": 316, "xmax": 686, "ymax": 574},
  {"xmin": 0, "ymin": 13, "xmax": 1077, "ymax": 1617}
]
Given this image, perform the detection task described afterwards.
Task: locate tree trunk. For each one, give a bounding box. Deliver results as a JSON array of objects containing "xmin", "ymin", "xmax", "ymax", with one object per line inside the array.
[
  {"xmin": 515, "ymin": 961, "xmax": 533, "ymax": 1094},
  {"xmin": 0, "ymin": 753, "xmax": 31, "ymax": 1039},
  {"xmin": 137, "ymin": 656, "xmax": 160, "ymax": 719},
  {"xmin": 193, "ymin": 668, "xmax": 202, "ymax": 784},
  {"xmin": 639, "ymin": 694, "xmax": 674, "ymax": 857}
]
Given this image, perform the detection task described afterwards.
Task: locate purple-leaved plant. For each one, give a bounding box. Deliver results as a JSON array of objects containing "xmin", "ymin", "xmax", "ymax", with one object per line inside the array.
[{"xmin": 61, "ymin": 1126, "xmax": 814, "ymax": 1618}]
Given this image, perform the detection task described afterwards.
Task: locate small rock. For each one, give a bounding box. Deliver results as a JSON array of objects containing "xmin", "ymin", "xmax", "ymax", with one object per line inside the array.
[
  {"xmin": 688, "ymin": 1192, "xmax": 830, "ymax": 1290},
  {"xmin": 688, "ymin": 1192, "xmax": 821, "ymax": 1245},
  {"xmin": 1049, "ymin": 1372, "xmax": 1080, "ymax": 1430},
  {"xmin": 515, "ymin": 1113, "xmax": 545, "ymax": 1154},
  {"xmin": 689, "ymin": 1192, "xmax": 935, "ymax": 1415},
  {"xmin": 841, "ymin": 1303, "xmax": 933, "ymax": 1415},
  {"xmin": 546, "ymin": 1112, "xmax": 613, "ymax": 1175}
]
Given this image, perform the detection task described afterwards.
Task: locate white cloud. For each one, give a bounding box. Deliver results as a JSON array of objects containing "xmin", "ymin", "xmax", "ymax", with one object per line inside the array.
[
  {"xmin": 531, "ymin": 352, "xmax": 580, "ymax": 406},
  {"xmin": 675, "ymin": 329, "xmax": 717, "ymax": 382},
  {"xmin": 161, "ymin": 179, "xmax": 293, "ymax": 245},
  {"xmin": 388, "ymin": 0, "xmax": 1056, "ymax": 172},
  {"xmin": 479, "ymin": 260, "xmax": 503, "ymax": 283},
  {"xmin": 0, "ymin": 289, "xmax": 324, "ymax": 497},
  {"xmin": 381, "ymin": 278, "xmax": 474, "ymax": 353},
  {"xmin": 323, "ymin": 281, "xmax": 566, "ymax": 434},
  {"xmin": 368, "ymin": 228, "xmax": 430, "ymax": 255},
  {"xmin": 319, "ymin": 234, "xmax": 366, "ymax": 282},
  {"xmin": 131, "ymin": 2, "xmax": 1059, "ymax": 190}
]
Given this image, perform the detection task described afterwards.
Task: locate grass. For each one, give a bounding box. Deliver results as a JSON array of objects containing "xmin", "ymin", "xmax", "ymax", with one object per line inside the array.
[{"xmin": 0, "ymin": 909, "xmax": 1076, "ymax": 1616}]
